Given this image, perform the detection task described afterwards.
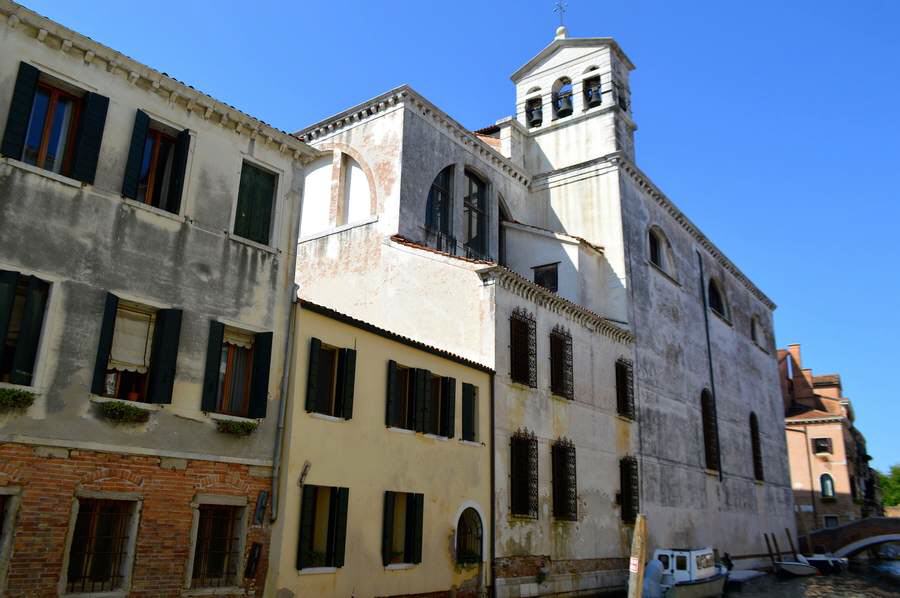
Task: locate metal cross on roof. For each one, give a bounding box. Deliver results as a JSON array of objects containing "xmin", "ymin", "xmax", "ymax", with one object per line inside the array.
[{"xmin": 554, "ymin": 0, "xmax": 568, "ymax": 26}]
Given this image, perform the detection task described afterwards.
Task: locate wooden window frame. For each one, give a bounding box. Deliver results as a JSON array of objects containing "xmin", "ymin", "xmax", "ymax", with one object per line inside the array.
[
  {"xmin": 218, "ymin": 341, "xmax": 255, "ymax": 418},
  {"xmin": 462, "ymin": 171, "xmax": 487, "ymax": 258},
  {"xmin": 25, "ymin": 81, "xmax": 82, "ymax": 176},
  {"xmin": 191, "ymin": 504, "xmax": 243, "ymax": 588},
  {"xmin": 700, "ymin": 390, "xmax": 720, "ymax": 472},
  {"xmin": 138, "ymin": 127, "xmax": 176, "ymax": 208},
  {"xmin": 615, "ymin": 358, "xmax": 635, "ymax": 419},
  {"xmin": 64, "ymin": 498, "xmax": 136, "ymax": 594}
]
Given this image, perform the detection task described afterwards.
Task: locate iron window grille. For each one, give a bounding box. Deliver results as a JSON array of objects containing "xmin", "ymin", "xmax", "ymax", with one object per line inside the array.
[
  {"xmin": 549, "ymin": 326, "xmax": 574, "ymax": 400},
  {"xmin": 425, "ymin": 166, "xmax": 454, "ymax": 236},
  {"xmin": 552, "ymin": 438, "xmax": 577, "ymax": 520},
  {"xmin": 66, "ymin": 499, "xmax": 134, "ymax": 594},
  {"xmin": 510, "ymin": 429, "xmax": 538, "ymax": 518},
  {"xmin": 456, "ymin": 507, "xmax": 483, "ymax": 564},
  {"xmin": 615, "ymin": 358, "xmax": 635, "ymax": 419},
  {"xmin": 700, "ymin": 390, "xmax": 720, "ymax": 472},
  {"xmin": 749, "ymin": 412, "xmax": 764, "ymax": 482},
  {"xmin": 509, "ymin": 308, "xmax": 537, "ymax": 387},
  {"xmin": 619, "ymin": 456, "xmax": 639, "ymax": 524},
  {"xmin": 191, "ymin": 504, "xmax": 243, "ymax": 588}
]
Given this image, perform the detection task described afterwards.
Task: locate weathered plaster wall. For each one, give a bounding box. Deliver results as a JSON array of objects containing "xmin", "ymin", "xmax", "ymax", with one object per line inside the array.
[{"xmin": 268, "ymin": 307, "xmax": 492, "ymax": 598}]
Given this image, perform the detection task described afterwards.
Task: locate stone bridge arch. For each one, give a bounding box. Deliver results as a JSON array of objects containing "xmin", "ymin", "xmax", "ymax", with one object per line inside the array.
[{"xmin": 801, "ymin": 517, "xmax": 900, "ymax": 556}]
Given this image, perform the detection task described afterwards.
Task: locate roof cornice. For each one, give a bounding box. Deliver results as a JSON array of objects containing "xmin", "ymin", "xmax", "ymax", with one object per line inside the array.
[
  {"xmin": 1, "ymin": 1, "xmax": 319, "ymax": 163},
  {"xmin": 511, "ymin": 37, "xmax": 636, "ymax": 83},
  {"xmin": 478, "ymin": 266, "xmax": 634, "ymax": 344},
  {"xmin": 295, "ymin": 85, "xmax": 531, "ymax": 188},
  {"xmin": 611, "ymin": 153, "xmax": 777, "ymax": 310},
  {"xmin": 785, "ymin": 416, "xmax": 846, "ymax": 425}
]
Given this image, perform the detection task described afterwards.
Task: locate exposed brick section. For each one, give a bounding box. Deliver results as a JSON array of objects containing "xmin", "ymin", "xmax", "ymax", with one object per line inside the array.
[
  {"xmin": 494, "ymin": 554, "xmax": 549, "ymax": 578},
  {"xmin": 0, "ymin": 443, "xmax": 272, "ymax": 598}
]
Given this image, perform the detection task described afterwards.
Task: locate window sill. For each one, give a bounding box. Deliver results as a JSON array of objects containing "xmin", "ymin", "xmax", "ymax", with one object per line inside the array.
[
  {"xmin": 508, "ymin": 513, "xmax": 538, "ymax": 522},
  {"xmin": 89, "ymin": 396, "xmax": 162, "ymax": 411},
  {"xmin": 752, "ymin": 341, "xmax": 770, "ymax": 355},
  {"xmin": 385, "ymin": 563, "xmax": 416, "ymax": 571},
  {"xmin": 615, "ymin": 414, "xmax": 635, "ymax": 424},
  {"xmin": 648, "ymin": 260, "xmax": 681, "ymax": 287},
  {"xmin": 207, "ymin": 412, "xmax": 258, "ymax": 424},
  {"xmin": 308, "ymin": 411, "xmax": 347, "ymax": 423},
  {"xmin": 754, "ymin": 480, "xmax": 765, "ymax": 486},
  {"xmin": 459, "ymin": 439, "xmax": 483, "ymax": 447},
  {"xmin": 814, "ymin": 452, "xmax": 832, "ymax": 459},
  {"xmin": 120, "ymin": 197, "xmax": 187, "ymax": 224},
  {"xmin": 3, "ymin": 157, "xmax": 83, "ymax": 189},
  {"xmin": 386, "ymin": 426, "xmax": 416, "ymax": 435},
  {"xmin": 550, "ymin": 392, "xmax": 574, "ymax": 402},
  {"xmin": 62, "ymin": 591, "xmax": 127, "ymax": 598},
  {"xmin": 181, "ymin": 587, "xmax": 245, "ymax": 597},
  {"xmin": 704, "ymin": 468, "xmax": 720, "ymax": 478},
  {"xmin": 299, "ymin": 215, "xmax": 379, "ymax": 243},
  {"xmin": 226, "ymin": 232, "xmax": 278, "ymax": 255},
  {"xmin": 422, "ymin": 433, "xmax": 450, "ymax": 442},
  {"xmin": 710, "ymin": 310, "xmax": 733, "ymax": 327},
  {"xmin": 508, "ymin": 380, "xmax": 536, "ymax": 391},
  {"xmin": 298, "ymin": 566, "xmax": 338, "ymax": 575},
  {"xmin": 0, "ymin": 381, "xmax": 41, "ymax": 394}
]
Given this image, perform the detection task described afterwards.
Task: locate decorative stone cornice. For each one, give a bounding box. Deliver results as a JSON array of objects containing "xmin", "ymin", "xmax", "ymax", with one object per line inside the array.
[
  {"xmin": 295, "ymin": 85, "xmax": 531, "ymax": 188},
  {"xmin": 0, "ymin": 1, "xmax": 320, "ymax": 164},
  {"xmin": 610, "ymin": 153, "xmax": 777, "ymax": 310},
  {"xmin": 478, "ymin": 266, "xmax": 634, "ymax": 344}
]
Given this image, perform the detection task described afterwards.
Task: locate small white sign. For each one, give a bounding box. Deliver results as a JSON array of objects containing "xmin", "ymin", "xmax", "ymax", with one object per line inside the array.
[{"xmin": 629, "ymin": 556, "xmax": 639, "ymax": 573}]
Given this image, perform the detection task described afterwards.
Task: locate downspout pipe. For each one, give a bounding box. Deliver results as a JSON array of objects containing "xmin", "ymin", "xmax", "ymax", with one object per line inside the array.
[
  {"xmin": 271, "ymin": 283, "xmax": 299, "ymax": 522},
  {"xmin": 696, "ymin": 251, "xmax": 723, "ymax": 481}
]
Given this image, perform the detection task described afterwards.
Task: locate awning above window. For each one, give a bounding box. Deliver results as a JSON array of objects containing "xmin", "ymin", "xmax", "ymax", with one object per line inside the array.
[{"xmin": 109, "ymin": 308, "xmax": 154, "ymax": 373}]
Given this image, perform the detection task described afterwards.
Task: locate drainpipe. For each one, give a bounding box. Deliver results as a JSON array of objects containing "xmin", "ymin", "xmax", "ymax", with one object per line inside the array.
[
  {"xmin": 696, "ymin": 252, "xmax": 723, "ymax": 481},
  {"xmin": 489, "ymin": 371, "xmax": 497, "ymax": 598},
  {"xmin": 271, "ymin": 284, "xmax": 299, "ymax": 522}
]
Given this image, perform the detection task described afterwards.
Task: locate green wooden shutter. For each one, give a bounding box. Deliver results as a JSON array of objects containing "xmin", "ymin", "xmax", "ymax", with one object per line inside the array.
[
  {"xmin": 410, "ymin": 493, "xmax": 424, "ymax": 564},
  {"xmin": 235, "ymin": 163, "xmax": 276, "ymax": 245},
  {"xmin": 305, "ymin": 337, "xmax": 321, "ymax": 413},
  {"xmin": 332, "ymin": 487, "xmax": 350, "ymax": 567},
  {"xmin": 386, "ymin": 360, "xmax": 398, "ymax": 427},
  {"xmin": 248, "ymin": 331, "xmax": 272, "ymax": 418},
  {"xmin": 1, "ymin": 62, "xmax": 39, "ymax": 159},
  {"xmin": 146, "ymin": 309, "xmax": 182, "ymax": 404},
  {"xmin": 71, "ymin": 92, "xmax": 109, "ymax": 184},
  {"xmin": 201, "ymin": 320, "xmax": 225, "ymax": 412},
  {"xmin": 416, "ymin": 369, "xmax": 430, "ymax": 433},
  {"xmin": 442, "ymin": 377, "xmax": 456, "ymax": 438},
  {"xmin": 121, "ymin": 110, "xmax": 149, "ymax": 199},
  {"xmin": 10, "ymin": 276, "xmax": 49, "ymax": 386},
  {"xmin": 0, "ymin": 270, "xmax": 21, "ymax": 369},
  {"xmin": 296, "ymin": 485, "xmax": 316, "ymax": 570},
  {"xmin": 462, "ymin": 383, "xmax": 475, "ymax": 441},
  {"xmin": 167, "ymin": 129, "xmax": 190, "ymax": 214},
  {"xmin": 91, "ymin": 293, "xmax": 118, "ymax": 395},
  {"xmin": 381, "ymin": 491, "xmax": 395, "ymax": 566},
  {"xmin": 339, "ymin": 348, "xmax": 356, "ymax": 420}
]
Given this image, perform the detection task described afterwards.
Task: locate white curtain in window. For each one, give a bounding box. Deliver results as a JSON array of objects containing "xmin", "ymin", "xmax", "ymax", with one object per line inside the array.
[{"xmin": 109, "ymin": 309, "xmax": 154, "ymax": 373}]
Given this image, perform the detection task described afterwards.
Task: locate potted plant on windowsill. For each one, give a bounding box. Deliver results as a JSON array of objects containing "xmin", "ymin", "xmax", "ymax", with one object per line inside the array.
[
  {"xmin": 95, "ymin": 400, "xmax": 151, "ymax": 423},
  {"xmin": 0, "ymin": 387, "xmax": 36, "ymax": 413},
  {"xmin": 215, "ymin": 419, "xmax": 258, "ymax": 436}
]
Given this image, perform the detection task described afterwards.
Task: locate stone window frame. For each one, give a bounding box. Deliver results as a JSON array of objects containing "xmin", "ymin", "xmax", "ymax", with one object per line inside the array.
[
  {"xmin": 0, "ymin": 486, "xmax": 23, "ymax": 594},
  {"xmin": 59, "ymin": 489, "xmax": 143, "ymax": 598},
  {"xmin": 707, "ymin": 278, "xmax": 731, "ymax": 324},
  {"xmin": 183, "ymin": 493, "xmax": 249, "ymax": 593},
  {"xmin": 228, "ymin": 154, "xmax": 284, "ymax": 252},
  {"xmin": 647, "ymin": 225, "xmax": 678, "ymax": 283}
]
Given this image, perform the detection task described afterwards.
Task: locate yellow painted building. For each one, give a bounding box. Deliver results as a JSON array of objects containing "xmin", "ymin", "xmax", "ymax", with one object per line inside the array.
[{"xmin": 268, "ymin": 300, "xmax": 493, "ymax": 597}]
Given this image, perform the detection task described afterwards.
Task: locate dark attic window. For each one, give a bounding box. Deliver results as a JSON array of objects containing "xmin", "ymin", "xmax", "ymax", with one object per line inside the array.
[{"xmin": 533, "ymin": 263, "xmax": 559, "ymax": 293}]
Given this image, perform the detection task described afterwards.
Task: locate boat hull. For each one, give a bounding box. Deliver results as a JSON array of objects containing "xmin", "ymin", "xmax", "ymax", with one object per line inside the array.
[
  {"xmin": 776, "ymin": 561, "xmax": 819, "ymax": 577},
  {"xmin": 664, "ymin": 572, "xmax": 727, "ymax": 598}
]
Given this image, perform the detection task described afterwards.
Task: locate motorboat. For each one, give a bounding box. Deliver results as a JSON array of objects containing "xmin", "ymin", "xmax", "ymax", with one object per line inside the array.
[
  {"xmin": 800, "ymin": 554, "xmax": 847, "ymax": 574},
  {"xmin": 775, "ymin": 553, "xmax": 819, "ymax": 577},
  {"xmin": 644, "ymin": 547, "xmax": 728, "ymax": 598}
]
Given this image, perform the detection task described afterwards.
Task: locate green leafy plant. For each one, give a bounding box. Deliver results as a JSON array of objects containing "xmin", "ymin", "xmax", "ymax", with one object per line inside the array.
[
  {"xmin": 879, "ymin": 465, "xmax": 900, "ymax": 507},
  {"xmin": 95, "ymin": 400, "xmax": 150, "ymax": 423},
  {"xmin": 0, "ymin": 387, "xmax": 36, "ymax": 412},
  {"xmin": 216, "ymin": 419, "xmax": 258, "ymax": 436}
]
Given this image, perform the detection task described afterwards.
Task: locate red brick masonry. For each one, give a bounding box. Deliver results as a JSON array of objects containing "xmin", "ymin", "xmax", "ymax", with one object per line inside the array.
[{"xmin": 0, "ymin": 443, "xmax": 271, "ymax": 597}]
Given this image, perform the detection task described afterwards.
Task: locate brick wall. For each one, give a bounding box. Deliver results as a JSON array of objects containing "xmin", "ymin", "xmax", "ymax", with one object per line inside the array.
[{"xmin": 0, "ymin": 443, "xmax": 272, "ymax": 597}]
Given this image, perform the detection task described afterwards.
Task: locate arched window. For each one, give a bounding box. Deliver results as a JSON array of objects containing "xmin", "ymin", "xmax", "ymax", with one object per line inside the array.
[
  {"xmin": 707, "ymin": 279, "xmax": 729, "ymax": 320},
  {"xmin": 463, "ymin": 170, "xmax": 487, "ymax": 258},
  {"xmin": 749, "ymin": 412, "xmax": 764, "ymax": 481},
  {"xmin": 820, "ymin": 474, "xmax": 835, "ymax": 499},
  {"xmin": 299, "ymin": 156, "xmax": 333, "ymax": 237},
  {"xmin": 338, "ymin": 155, "xmax": 371, "ymax": 226},
  {"xmin": 582, "ymin": 67, "xmax": 602, "ymax": 109},
  {"xmin": 552, "ymin": 78, "xmax": 573, "ymax": 119},
  {"xmin": 525, "ymin": 88, "xmax": 543, "ymax": 128},
  {"xmin": 751, "ymin": 316, "xmax": 765, "ymax": 348},
  {"xmin": 648, "ymin": 227, "xmax": 674, "ymax": 276},
  {"xmin": 425, "ymin": 165, "xmax": 453, "ymax": 236},
  {"xmin": 700, "ymin": 390, "xmax": 719, "ymax": 472},
  {"xmin": 456, "ymin": 507, "xmax": 483, "ymax": 564}
]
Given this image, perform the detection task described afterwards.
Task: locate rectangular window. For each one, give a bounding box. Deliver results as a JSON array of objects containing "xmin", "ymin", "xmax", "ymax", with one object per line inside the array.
[
  {"xmin": 812, "ymin": 438, "xmax": 833, "ymax": 455},
  {"xmin": 824, "ymin": 515, "xmax": 839, "ymax": 528},
  {"xmin": 510, "ymin": 430, "xmax": 538, "ymax": 518},
  {"xmin": 66, "ymin": 499, "xmax": 135, "ymax": 594},
  {"xmin": 620, "ymin": 456, "xmax": 639, "ymax": 524},
  {"xmin": 385, "ymin": 362, "xmax": 454, "ymax": 437},
  {"xmin": 532, "ymin": 263, "xmax": 559, "ymax": 293},
  {"xmin": 509, "ymin": 309, "xmax": 536, "ymax": 387},
  {"xmin": 234, "ymin": 161, "xmax": 277, "ymax": 245},
  {"xmin": 297, "ymin": 485, "xmax": 349, "ymax": 569},
  {"xmin": 202, "ymin": 322, "xmax": 271, "ymax": 419},
  {"xmin": 615, "ymin": 359, "xmax": 635, "ymax": 419},
  {"xmin": 306, "ymin": 338, "xmax": 356, "ymax": 419},
  {"xmin": 387, "ymin": 362, "xmax": 416, "ymax": 431},
  {"xmin": 549, "ymin": 327, "xmax": 573, "ymax": 399},
  {"xmin": 381, "ymin": 491, "xmax": 424, "ymax": 566},
  {"xmin": 0, "ymin": 271, "xmax": 49, "ymax": 386},
  {"xmin": 461, "ymin": 383, "xmax": 478, "ymax": 442},
  {"xmin": 22, "ymin": 82, "xmax": 82, "ymax": 176},
  {"xmin": 426, "ymin": 374, "xmax": 455, "ymax": 437},
  {"xmin": 191, "ymin": 505, "xmax": 244, "ymax": 588},
  {"xmin": 552, "ymin": 440, "xmax": 577, "ymax": 520},
  {"xmin": 217, "ymin": 328, "xmax": 255, "ymax": 417},
  {"xmin": 463, "ymin": 171, "xmax": 487, "ymax": 258},
  {"xmin": 121, "ymin": 110, "xmax": 189, "ymax": 214}
]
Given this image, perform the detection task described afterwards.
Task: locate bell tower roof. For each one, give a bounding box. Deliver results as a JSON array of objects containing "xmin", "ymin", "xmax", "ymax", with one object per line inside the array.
[{"xmin": 510, "ymin": 36, "xmax": 635, "ymax": 83}]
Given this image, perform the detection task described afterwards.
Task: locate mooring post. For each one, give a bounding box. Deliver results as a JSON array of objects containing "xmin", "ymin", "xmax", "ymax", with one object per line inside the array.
[
  {"xmin": 785, "ymin": 527, "xmax": 799, "ymax": 560},
  {"xmin": 627, "ymin": 514, "xmax": 647, "ymax": 598}
]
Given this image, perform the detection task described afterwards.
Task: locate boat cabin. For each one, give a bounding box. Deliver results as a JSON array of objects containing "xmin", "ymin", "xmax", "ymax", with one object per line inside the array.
[{"xmin": 652, "ymin": 548, "xmax": 717, "ymax": 584}]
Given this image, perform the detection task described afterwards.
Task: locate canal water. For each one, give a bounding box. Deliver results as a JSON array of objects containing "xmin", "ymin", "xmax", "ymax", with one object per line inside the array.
[{"xmin": 730, "ymin": 561, "xmax": 900, "ymax": 597}]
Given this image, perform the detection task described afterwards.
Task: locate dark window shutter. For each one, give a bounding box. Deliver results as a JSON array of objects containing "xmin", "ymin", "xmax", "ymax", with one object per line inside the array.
[
  {"xmin": 201, "ymin": 320, "xmax": 225, "ymax": 412},
  {"xmin": 381, "ymin": 491, "xmax": 395, "ymax": 566},
  {"xmin": 701, "ymin": 391, "xmax": 719, "ymax": 471},
  {"xmin": 386, "ymin": 360, "xmax": 399, "ymax": 427},
  {"xmin": 248, "ymin": 331, "xmax": 272, "ymax": 418},
  {"xmin": 339, "ymin": 348, "xmax": 356, "ymax": 420},
  {"xmin": 750, "ymin": 413, "xmax": 764, "ymax": 482},
  {"xmin": 620, "ymin": 456, "xmax": 639, "ymax": 523},
  {"xmin": 70, "ymin": 92, "xmax": 109, "ymax": 185},
  {"xmin": 410, "ymin": 493, "xmax": 424, "ymax": 564},
  {"xmin": 511, "ymin": 432, "xmax": 537, "ymax": 518},
  {"xmin": 10, "ymin": 276, "xmax": 49, "ymax": 386},
  {"xmin": 442, "ymin": 377, "xmax": 455, "ymax": 438},
  {"xmin": 296, "ymin": 485, "xmax": 316, "ymax": 570},
  {"xmin": 510, "ymin": 436, "xmax": 523, "ymax": 515},
  {"xmin": 332, "ymin": 487, "xmax": 350, "ymax": 567},
  {"xmin": 121, "ymin": 110, "xmax": 150, "ymax": 199},
  {"xmin": 563, "ymin": 332, "xmax": 574, "ymax": 400},
  {"xmin": 0, "ymin": 270, "xmax": 21, "ymax": 370},
  {"xmin": 462, "ymin": 383, "xmax": 476, "ymax": 441},
  {"xmin": 551, "ymin": 443, "xmax": 562, "ymax": 517},
  {"xmin": 305, "ymin": 337, "xmax": 321, "ymax": 413},
  {"xmin": 550, "ymin": 333, "xmax": 563, "ymax": 395},
  {"xmin": 616, "ymin": 359, "xmax": 635, "ymax": 419},
  {"xmin": 167, "ymin": 129, "xmax": 190, "ymax": 214},
  {"xmin": 528, "ymin": 435, "xmax": 538, "ymax": 517},
  {"xmin": 235, "ymin": 163, "xmax": 276, "ymax": 245},
  {"xmin": 415, "ymin": 369, "xmax": 429, "ymax": 433},
  {"xmin": 1, "ymin": 62, "xmax": 39, "ymax": 159},
  {"xmin": 526, "ymin": 316, "xmax": 537, "ymax": 387},
  {"xmin": 91, "ymin": 293, "xmax": 119, "ymax": 395},
  {"xmin": 146, "ymin": 308, "xmax": 182, "ymax": 404}
]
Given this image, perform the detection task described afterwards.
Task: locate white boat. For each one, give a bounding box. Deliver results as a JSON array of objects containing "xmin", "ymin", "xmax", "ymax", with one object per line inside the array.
[
  {"xmin": 775, "ymin": 554, "xmax": 819, "ymax": 577},
  {"xmin": 804, "ymin": 553, "xmax": 847, "ymax": 574},
  {"xmin": 646, "ymin": 548, "xmax": 728, "ymax": 598}
]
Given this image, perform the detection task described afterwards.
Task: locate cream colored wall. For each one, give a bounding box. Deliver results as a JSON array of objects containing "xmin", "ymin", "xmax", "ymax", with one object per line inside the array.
[{"xmin": 268, "ymin": 308, "xmax": 493, "ymax": 598}]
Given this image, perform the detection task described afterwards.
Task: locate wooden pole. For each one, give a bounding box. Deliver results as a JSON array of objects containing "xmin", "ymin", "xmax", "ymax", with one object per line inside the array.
[
  {"xmin": 763, "ymin": 533, "xmax": 776, "ymax": 569},
  {"xmin": 785, "ymin": 527, "xmax": 799, "ymax": 560},
  {"xmin": 772, "ymin": 534, "xmax": 783, "ymax": 562},
  {"xmin": 627, "ymin": 514, "xmax": 647, "ymax": 598}
]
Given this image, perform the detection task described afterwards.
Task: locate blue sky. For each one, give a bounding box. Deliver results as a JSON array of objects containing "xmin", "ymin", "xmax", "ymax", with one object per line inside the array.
[{"xmin": 24, "ymin": 1, "xmax": 899, "ymax": 470}]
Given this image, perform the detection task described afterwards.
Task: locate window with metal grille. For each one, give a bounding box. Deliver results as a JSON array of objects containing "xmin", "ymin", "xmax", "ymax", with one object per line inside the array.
[
  {"xmin": 812, "ymin": 437, "xmax": 833, "ymax": 455},
  {"xmin": 549, "ymin": 326, "xmax": 573, "ymax": 399},
  {"xmin": 700, "ymin": 390, "xmax": 720, "ymax": 471},
  {"xmin": 426, "ymin": 165, "xmax": 453, "ymax": 236},
  {"xmin": 456, "ymin": 507, "xmax": 483, "ymax": 564},
  {"xmin": 552, "ymin": 439, "xmax": 577, "ymax": 520},
  {"xmin": 509, "ymin": 309, "xmax": 536, "ymax": 387},
  {"xmin": 619, "ymin": 456, "xmax": 639, "ymax": 524},
  {"xmin": 532, "ymin": 263, "xmax": 559, "ymax": 293},
  {"xmin": 749, "ymin": 412, "xmax": 764, "ymax": 482},
  {"xmin": 66, "ymin": 499, "xmax": 134, "ymax": 594},
  {"xmin": 191, "ymin": 504, "xmax": 244, "ymax": 588},
  {"xmin": 615, "ymin": 358, "xmax": 635, "ymax": 419},
  {"xmin": 510, "ymin": 429, "xmax": 538, "ymax": 518}
]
